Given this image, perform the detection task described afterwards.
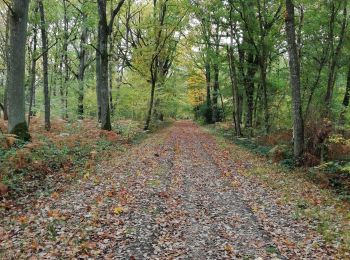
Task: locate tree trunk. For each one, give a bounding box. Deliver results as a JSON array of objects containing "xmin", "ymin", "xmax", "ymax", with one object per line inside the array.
[
  {"xmin": 212, "ymin": 62, "xmax": 219, "ymax": 122},
  {"xmin": 212, "ymin": 20, "xmax": 220, "ymax": 123},
  {"xmin": 38, "ymin": 0, "xmax": 51, "ymax": 131},
  {"xmin": 260, "ymin": 59, "xmax": 270, "ymax": 133},
  {"xmin": 97, "ymin": 0, "xmax": 112, "ymax": 130},
  {"xmin": 3, "ymin": 10, "xmax": 10, "ymax": 121},
  {"xmin": 62, "ymin": 0, "xmax": 69, "ymax": 119},
  {"xmin": 78, "ymin": 14, "xmax": 87, "ymax": 119},
  {"xmin": 28, "ymin": 25, "xmax": 38, "ymax": 126},
  {"xmin": 109, "ymin": 36, "xmax": 114, "ymax": 115},
  {"xmin": 108, "ymin": 1, "xmax": 115, "ymax": 115},
  {"xmin": 339, "ymin": 63, "xmax": 350, "ymax": 126},
  {"xmin": 96, "ymin": 44, "xmax": 102, "ymax": 122},
  {"xmin": 245, "ymin": 53, "xmax": 257, "ymax": 129},
  {"xmin": 343, "ymin": 64, "xmax": 350, "ymax": 108},
  {"xmin": 324, "ymin": 3, "xmax": 347, "ymax": 112},
  {"xmin": 304, "ymin": 56, "xmax": 327, "ymax": 119},
  {"xmin": 227, "ymin": 44, "xmax": 241, "ymax": 136},
  {"xmin": 145, "ymin": 79, "xmax": 156, "ymax": 130},
  {"xmin": 7, "ymin": 0, "xmax": 31, "ymax": 141},
  {"xmin": 205, "ymin": 60, "xmax": 212, "ymax": 123},
  {"xmin": 285, "ymin": 0, "xmax": 304, "ymax": 163}
]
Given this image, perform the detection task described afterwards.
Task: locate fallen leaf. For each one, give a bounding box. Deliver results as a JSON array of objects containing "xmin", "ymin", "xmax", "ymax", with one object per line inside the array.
[{"xmin": 113, "ymin": 206, "xmax": 124, "ymax": 215}]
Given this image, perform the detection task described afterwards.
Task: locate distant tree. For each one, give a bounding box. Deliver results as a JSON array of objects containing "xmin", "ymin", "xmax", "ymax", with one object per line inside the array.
[{"xmin": 38, "ymin": 0, "xmax": 50, "ymax": 130}]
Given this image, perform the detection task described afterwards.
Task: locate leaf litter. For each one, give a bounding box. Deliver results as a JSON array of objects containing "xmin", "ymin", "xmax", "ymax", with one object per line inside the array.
[{"xmin": 0, "ymin": 121, "xmax": 344, "ymax": 259}]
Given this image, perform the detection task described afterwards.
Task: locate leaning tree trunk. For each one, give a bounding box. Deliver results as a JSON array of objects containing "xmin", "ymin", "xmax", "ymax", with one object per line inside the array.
[
  {"xmin": 38, "ymin": 0, "xmax": 51, "ymax": 131},
  {"xmin": 7, "ymin": 0, "xmax": 31, "ymax": 140},
  {"xmin": 285, "ymin": 0, "xmax": 304, "ymax": 164},
  {"xmin": 324, "ymin": 3, "xmax": 347, "ymax": 113}
]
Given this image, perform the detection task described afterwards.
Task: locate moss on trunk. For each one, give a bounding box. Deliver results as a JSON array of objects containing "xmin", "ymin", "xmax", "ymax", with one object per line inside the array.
[{"xmin": 10, "ymin": 122, "xmax": 31, "ymax": 141}]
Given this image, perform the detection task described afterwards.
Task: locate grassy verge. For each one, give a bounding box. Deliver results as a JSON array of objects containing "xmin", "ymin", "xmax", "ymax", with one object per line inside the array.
[{"xmin": 203, "ymin": 124, "xmax": 350, "ymax": 257}]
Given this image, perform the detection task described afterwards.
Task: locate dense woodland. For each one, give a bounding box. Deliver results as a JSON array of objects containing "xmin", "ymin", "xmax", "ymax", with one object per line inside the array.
[
  {"xmin": 1, "ymin": 0, "xmax": 350, "ymax": 258},
  {"xmin": 1, "ymin": 0, "xmax": 350, "ymax": 165}
]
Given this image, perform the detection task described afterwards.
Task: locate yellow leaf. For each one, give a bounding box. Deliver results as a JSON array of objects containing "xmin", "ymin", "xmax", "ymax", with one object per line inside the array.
[
  {"xmin": 224, "ymin": 244, "xmax": 234, "ymax": 253},
  {"xmin": 231, "ymin": 180, "xmax": 240, "ymax": 188},
  {"xmin": 114, "ymin": 206, "xmax": 124, "ymax": 215},
  {"xmin": 51, "ymin": 192, "xmax": 59, "ymax": 200},
  {"xmin": 83, "ymin": 171, "xmax": 90, "ymax": 179},
  {"xmin": 17, "ymin": 215, "xmax": 28, "ymax": 224}
]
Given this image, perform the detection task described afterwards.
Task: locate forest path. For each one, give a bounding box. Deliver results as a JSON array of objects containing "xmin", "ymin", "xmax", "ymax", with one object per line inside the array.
[{"xmin": 1, "ymin": 121, "xmax": 332, "ymax": 259}]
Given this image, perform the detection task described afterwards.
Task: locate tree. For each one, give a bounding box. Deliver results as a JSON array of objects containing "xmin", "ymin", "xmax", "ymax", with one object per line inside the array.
[
  {"xmin": 227, "ymin": 2, "xmax": 241, "ymax": 136},
  {"xmin": 38, "ymin": 0, "xmax": 50, "ymax": 130},
  {"xmin": 28, "ymin": 17, "xmax": 38, "ymax": 126},
  {"xmin": 324, "ymin": 1, "xmax": 347, "ymax": 112},
  {"xmin": 7, "ymin": 0, "xmax": 31, "ymax": 140},
  {"xmin": 96, "ymin": 0, "xmax": 125, "ymax": 131},
  {"xmin": 285, "ymin": 0, "xmax": 304, "ymax": 163},
  {"xmin": 2, "ymin": 10, "xmax": 9, "ymax": 120}
]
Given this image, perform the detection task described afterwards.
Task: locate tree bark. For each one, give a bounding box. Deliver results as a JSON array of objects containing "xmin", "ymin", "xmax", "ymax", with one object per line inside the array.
[
  {"xmin": 78, "ymin": 14, "xmax": 87, "ymax": 119},
  {"xmin": 38, "ymin": 0, "xmax": 51, "ymax": 131},
  {"xmin": 3, "ymin": 10, "xmax": 10, "ymax": 121},
  {"xmin": 205, "ymin": 58, "xmax": 212, "ymax": 124},
  {"xmin": 28, "ymin": 24, "xmax": 38, "ymax": 126},
  {"xmin": 227, "ymin": 29, "xmax": 241, "ymax": 136},
  {"xmin": 339, "ymin": 63, "xmax": 350, "ymax": 126},
  {"xmin": 96, "ymin": 38, "xmax": 102, "ymax": 122},
  {"xmin": 260, "ymin": 59, "xmax": 270, "ymax": 133},
  {"xmin": 144, "ymin": 79, "xmax": 156, "ymax": 130},
  {"xmin": 285, "ymin": 0, "xmax": 304, "ymax": 163},
  {"xmin": 343, "ymin": 64, "xmax": 350, "ymax": 108},
  {"xmin": 324, "ymin": 3, "xmax": 347, "ymax": 111},
  {"xmin": 96, "ymin": 0, "xmax": 124, "ymax": 130},
  {"xmin": 144, "ymin": 0, "xmax": 167, "ymax": 130},
  {"xmin": 212, "ymin": 62, "xmax": 219, "ymax": 123},
  {"xmin": 211, "ymin": 18, "xmax": 221, "ymax": 123},
  {"xmin": 7, "ymin": 0, "xmax": 31, "ymax": 140},
  {"xmin": 97, "ymin": 0, "xmax": 112, "ymax": 130},
  {"xmin": 244, "ymin": 53, "xmax": 258, "ymax": 129},
  {"xmin": 62, "ymin": 0, "xmax": 69, "ymax": 119}
]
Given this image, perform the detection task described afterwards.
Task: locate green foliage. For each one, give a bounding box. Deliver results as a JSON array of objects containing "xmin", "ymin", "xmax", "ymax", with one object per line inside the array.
[
  {"xmin": 280, "ymin": 158, "xmax": 296, "ymax": 170},
  {"xmin": 234, "ymin": 138, "xmax": 271, "ymax": 156},
  {"xmin": 314, "ymin": 161, "xmax": 350, "ymax": 175},
  {"xmin": 196, "ymin": 103, "xmax": 213, "ymax": 124}
]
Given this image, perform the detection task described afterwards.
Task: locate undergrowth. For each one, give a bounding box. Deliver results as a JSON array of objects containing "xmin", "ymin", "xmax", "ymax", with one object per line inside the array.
[{"xmin": 0, "ymin": 118, "xmax": 150, "ymax": 199}]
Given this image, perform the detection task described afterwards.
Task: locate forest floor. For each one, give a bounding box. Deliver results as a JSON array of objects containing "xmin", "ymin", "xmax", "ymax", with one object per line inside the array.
[{"xmin": 0, "ymin": 121, "xmax": 349, "ymax": 259}]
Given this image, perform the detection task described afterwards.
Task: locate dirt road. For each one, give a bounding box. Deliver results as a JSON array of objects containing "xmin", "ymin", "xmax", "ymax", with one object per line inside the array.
[{"xmin": 0, "ymin": 121, "xmax": 333, "ymax": 259}]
